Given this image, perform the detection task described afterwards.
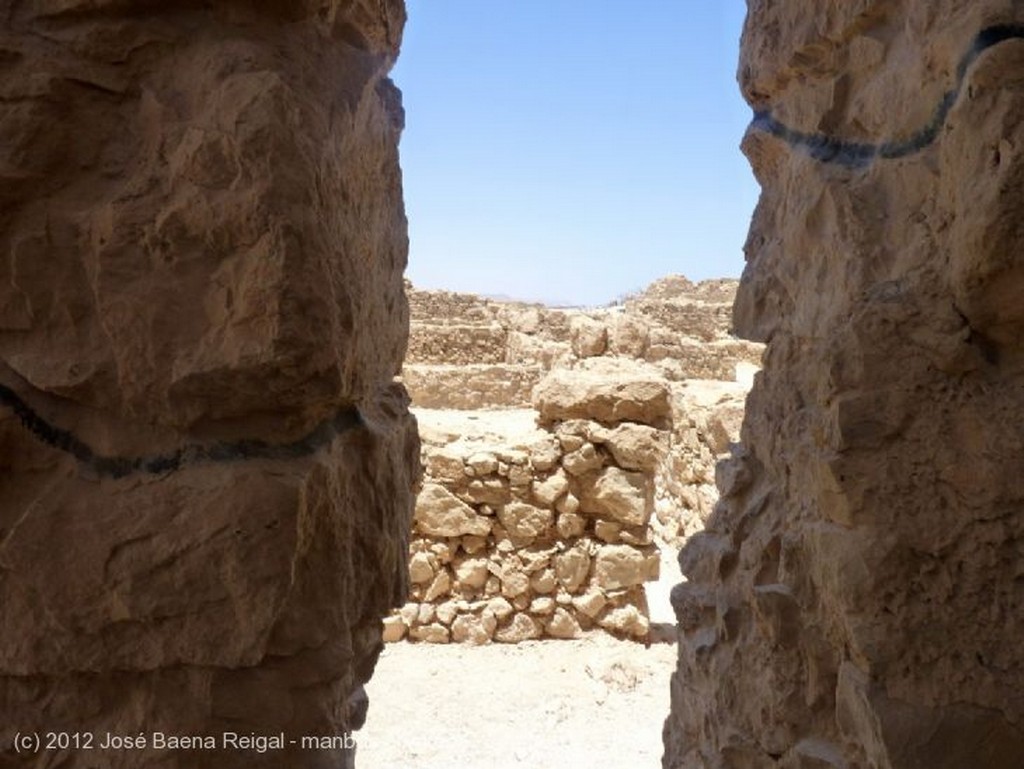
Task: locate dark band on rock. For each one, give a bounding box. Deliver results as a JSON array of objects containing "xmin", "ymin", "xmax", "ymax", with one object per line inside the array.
[
  {"xmin": 751, "ymin": 23, "xmax": 1024, "ymax": 168},
  {"xmin": 0, "ymin": 382, "xmax": 363, "ymax": 479}
]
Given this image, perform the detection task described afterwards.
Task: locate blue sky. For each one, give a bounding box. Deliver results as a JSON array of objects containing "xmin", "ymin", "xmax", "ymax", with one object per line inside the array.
[{"xmin": 392, "ymin": 1, "xmax": 759, "ymax": 306}]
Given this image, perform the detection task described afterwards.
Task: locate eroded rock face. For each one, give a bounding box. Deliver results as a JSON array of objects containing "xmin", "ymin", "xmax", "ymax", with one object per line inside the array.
[
  {"xmin": 665, "ymin": 3, "xmax": 1024, "ymax": 768},
  {"xmin": 0, "ymin": 2, "xmax": 417, "ymax": 767}
]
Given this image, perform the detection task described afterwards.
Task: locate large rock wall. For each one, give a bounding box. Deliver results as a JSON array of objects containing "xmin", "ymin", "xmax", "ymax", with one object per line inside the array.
[
  {"xmin": 665, "ymin": 3, "xmax": 1024, "ymax": 768},
  {"xmin": 0, "ymin": 3, "xmax": 417, "ymax": 768}
]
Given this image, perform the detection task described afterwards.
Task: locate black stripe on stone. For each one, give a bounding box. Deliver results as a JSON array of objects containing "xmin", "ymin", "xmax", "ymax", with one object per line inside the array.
[
  {"xmin": 0, "ymin": 382, "xmax": 362, "ymax": 479},
  {"xmin": 751, "ymin": 24, "xmax": 1024, "ymax": 168}
]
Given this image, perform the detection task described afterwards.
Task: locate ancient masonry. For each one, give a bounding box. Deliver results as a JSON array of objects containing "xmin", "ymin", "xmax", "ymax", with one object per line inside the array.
[
  {"xmin": 0, "ymin": 3, "xmax": 417, "ymax": 768},
  {"xmin": 664, "ymin": 4, "xmax": 1024, "ymax": 768},
  {"xmin": 386, "ymin": 278, "xmax": 762, "ymax": 644}
]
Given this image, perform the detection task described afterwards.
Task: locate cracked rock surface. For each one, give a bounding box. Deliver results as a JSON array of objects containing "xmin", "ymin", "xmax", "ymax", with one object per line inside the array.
[
  {"xmin": 0, "ymin": 2, "xmax": 417, "ymax": 767},
  {"xmin": 664, "ymin": 2, "xmax": 1024, "ymax": 768}
]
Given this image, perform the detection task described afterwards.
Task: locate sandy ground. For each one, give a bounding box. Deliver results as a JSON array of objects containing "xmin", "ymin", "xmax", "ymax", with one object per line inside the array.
[{"xmin": 359, "ymin": 547, "xmax": 682, "ymax": 769}]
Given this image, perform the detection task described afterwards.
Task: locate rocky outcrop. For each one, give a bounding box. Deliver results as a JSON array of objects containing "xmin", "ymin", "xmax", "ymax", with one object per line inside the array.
[
  {"xmin": 0, "ymin": 3, "xmax": 417, "ymax": 768},
  {"xmin": 665, "ymin": 4, "xmax": 1024, "ymax": 768}
]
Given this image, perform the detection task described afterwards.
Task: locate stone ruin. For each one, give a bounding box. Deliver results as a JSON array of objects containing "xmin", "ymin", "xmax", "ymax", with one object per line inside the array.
[
  {"xmin": 387, "ymin": 279, "xmax": 762, "ymax": 644},
  {"xmin": 4, "ymin": 0, "xmax": 1024, "ymax": 766}
]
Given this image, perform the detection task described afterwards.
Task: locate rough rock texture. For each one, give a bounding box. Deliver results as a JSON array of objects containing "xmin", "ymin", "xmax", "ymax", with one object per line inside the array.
[
  {"xmin": 0, "ymin": 3, "xmax": 418, "ymax": 768},
  {"xmin": 391, "ymin": 279, "xmax": 761, "ymax": 644},
  {"xmin": 403, "ymin": 278, "xmax": 762, "ymax": 410},
  {"xmin": 385, "ymin": 402, "xmax": 663, "ymax": 646},
  {"xmin": 665, "ymin": 3, "xmax": 1024, "ymax": 768}
]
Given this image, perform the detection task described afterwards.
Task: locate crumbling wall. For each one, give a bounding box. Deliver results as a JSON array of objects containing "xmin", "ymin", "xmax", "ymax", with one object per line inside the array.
[
  {"xmin": 665, "ymin": 3, "xmax": 1024, "ymax": 767},
  {"xmin": 384, "ymin": 367, "xmax": 671, "ymax": 644},
  {"xmin": 0, "ymin": 3, "xmax": 417, "ymax": 768},
  {"xmin": 402, "ymin": 279, "xmax": 762, "ymax": 410}
]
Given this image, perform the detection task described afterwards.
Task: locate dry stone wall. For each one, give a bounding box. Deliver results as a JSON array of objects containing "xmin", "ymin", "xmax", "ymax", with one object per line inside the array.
[
  {"xmin": 665, "ymin": 3, "xmax": 1024, "ymax": 768},
  {"xmin": 395, "ymin": 279, "xmax": 761, "ymax": 644},
  {"xmin": 0, "ymin": 3, "xmax": 417, "ymax": 768},
  {"xmin": 403, "ymin": 277, "xmax": 762, "ymax": 411},
  {"xmin": 383, "ymin": 368, "xmax": 671, "ymax": 645}
]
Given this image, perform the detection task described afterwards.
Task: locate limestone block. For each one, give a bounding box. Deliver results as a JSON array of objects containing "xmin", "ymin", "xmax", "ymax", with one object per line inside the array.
[
  {"xmin": 598, "ymin": 605, "xmax": 649, "ymax": 639},
  {"xmin": 497, "ymin": 502, "xmax": 554, "ymax": 541},
  {"xmin": 570, "ymin": 315, "xmax": 608, "ymax": 358},
  {"xmin": 435, "ymin": 600, "xmax": 459, "ymax": 626},
  {"xmin": 464, "ymin": 478, "xmax": 512, "ymax": 506},
  {"xmin": 382, "ymin": 616, "xmax": 407, "ymax": 643},
  {"xmin": 415, "ymin": 483, "xmax": 492, "ymax": 537},
  {"xmin": 529, "ymin": 597, "xmax": 556, "ymax": 615},
  {"xmin": 556, "ymin": 511, "xmax": 587, "ymax": 538},
  {"xmin": 499, "ymin": 567, "xmax": 530, "ymax": 598},
  {"xmin": 466, "ymin": 451, "xmax": 499, "ymax": 476},
  {"xmin": 409, "ymin": 624, "xmax": 450, "ymax": 644},
  {"xmin": 494, "ymin": 613, "xmax": 542, "ymax": 643},
  {"xmin": 607, "ymin": 313, "xmax": 650, "ymax": 357},
  {"xmin": 423, "ymin": 570, "xmax": 451, "ymax": 602},
  {"xmin": 545, "ymin": 608, "xmax": 582, "ymax": 639},
  {"xmin": 451, "ymin": 613, "xmax": 497, "ymax": 645},
  {"xmin": 409, "ymin": 552, "xmax": 436, "ymax": 584},
  {"xmin": 487, "ymin": 597, "xmax": 515, "ymax": 621},
  {"xmin": 600, "ymin": 423, "xmax": 669, "ymax": 472},
  {"xmin": 454, "ymin": 557, "xmax": 490, "ymax": 590},
  {"xmin": 578, "ymin": 467, "xmax": 653, "ymax": 526},
  {"xmin": 554, "ymin": 544, "xmax": 592, "ymax": 592},
  {"xmin": 533, "ymin": 368, "xmax": 671, "ymax": 426},
  {"xmin": 572, "ymin": 590, "xmax": 608, "ymax": 619},
  {"xmin": 595, "ymin": 520, "xmax": 622, "ymax": 543},
  {"xmin": 532, "ymin": 468, "xmax": 570, "ymax": 506},
  {"xmin": 563, "ymin": 443, "xmax": 604, "ymax": 476},
  {"xmin": 592, "ymin": 545, "xmax": 659, "ymax": 590},
  {"xmin": 530, "ymin": 568, "xmax": 557, "ymax": 594}
]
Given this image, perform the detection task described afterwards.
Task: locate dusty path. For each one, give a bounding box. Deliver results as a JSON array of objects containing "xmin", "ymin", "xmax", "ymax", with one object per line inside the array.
[
  {"xmin": 359, "ymin": 634, "xmax": 676, "ymax": 769},
  {"xmin": 359, "ymin": 549, "xmax": 682, "ymax": 768}
]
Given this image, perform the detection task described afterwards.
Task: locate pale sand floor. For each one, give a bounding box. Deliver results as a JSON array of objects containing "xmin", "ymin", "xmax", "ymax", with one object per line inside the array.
[{"xmin": 359, "ymin": 548, "xmax": 682, "ymax": 769}]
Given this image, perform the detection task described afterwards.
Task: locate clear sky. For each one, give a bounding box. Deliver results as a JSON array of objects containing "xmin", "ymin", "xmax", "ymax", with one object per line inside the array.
[{"xmin": 391, "ymin": 1, "xmax": 759, "ymax": 307}]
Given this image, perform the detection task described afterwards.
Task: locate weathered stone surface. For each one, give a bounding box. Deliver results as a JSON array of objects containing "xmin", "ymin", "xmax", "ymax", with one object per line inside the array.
[
  {"xmin": 545, "ymin": 608, "xmax": 582, "ymax": 639},
  {"xmin": 579, "ymin": 467, "xmax": 652, "ymax": 526},
  {"xmin": 497, "ymin": 502, "xmax": 554, "ymax": 542},
  {"xmin": 554, "ymin": 544, "xmax": 592, "ymax": 592},
  {"xmin": 599, "ymin": 605, "xmax": 649, "ymax": 639},
  {"xmin": 450, "ymin": 613, "xmax": 497, "ymax": 645},
  {"xmin": 562, "ymin": 442, "xmax": 604, "ymax": 476},
  {"xmin": 533, "ymin": 369, "xmax": 672, "ymax": 427},
  {"xmin": 494, "ymin": 613, "xmax": 542, "ymax": 644},
  {"xmin": 664, "ymin": 5, "xmax": 1024, "ymax": 768},
  {"xmin": 592, "ymin": 545, "xmax": 659, "ymax": 590},
  {"xmin": 453, "ymin": 557, "xmax": 489, "ymax": 590},
  {"xmin": 415, "ymin": 483, "xmax": 492, "ymax": 537},
  {"xmin": 394, "ymin": 277, "xmax": 759, "ymax": 644},
  {"xmin": 382, "ymin": 616, "xmax": 408, "ymax": 643},
  {"xmin": 0, "ymin": 2, "xmax": 416, "ymax": 766},
  {"xmin": 570, "ymin": 315, "xmax": 608, "ymax": 358},
  {"xmin": 598, "ymin": 423, "xmax": 669, "ymax": 472},
  {"xmin": 532, "ymin": 468, "xmax": 570, "ymax": 506}
]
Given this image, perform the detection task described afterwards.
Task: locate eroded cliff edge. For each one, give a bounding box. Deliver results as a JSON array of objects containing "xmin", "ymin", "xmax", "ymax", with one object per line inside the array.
[
  {"xmin": 0, "ymin": 2, "xmax": 417, "ymax": 767},
  {"xmin": 665, "ymin": 3, "xmax": 1024, "ymax": 767}
]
